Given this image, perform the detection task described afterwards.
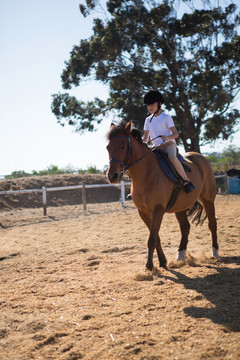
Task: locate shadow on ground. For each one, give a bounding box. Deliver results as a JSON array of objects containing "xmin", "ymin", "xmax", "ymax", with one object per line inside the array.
[{"xmin": 165, "ymin": 257, "xmax": 240, "ymax": 332}]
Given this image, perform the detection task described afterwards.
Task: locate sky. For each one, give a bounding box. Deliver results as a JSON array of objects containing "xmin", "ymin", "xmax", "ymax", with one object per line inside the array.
[{"xmin": 1, "ymin": 0, "xmax": 240, "ymax": 177}]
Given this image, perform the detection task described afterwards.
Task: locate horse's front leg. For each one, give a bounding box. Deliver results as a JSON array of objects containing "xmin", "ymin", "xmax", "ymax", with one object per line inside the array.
[
  {"xmin": 156, "ymin": 235, "xmax": 167, "ymax": 268},
  {"xmin": 146, "ymin": 205, "xmax": 166, "ymax": 271}
]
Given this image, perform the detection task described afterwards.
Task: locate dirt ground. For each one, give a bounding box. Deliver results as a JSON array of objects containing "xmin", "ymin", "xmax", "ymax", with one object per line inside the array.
[{"xmin": 0, "ymin": 195, "xmax": 239, "ymax": 360}]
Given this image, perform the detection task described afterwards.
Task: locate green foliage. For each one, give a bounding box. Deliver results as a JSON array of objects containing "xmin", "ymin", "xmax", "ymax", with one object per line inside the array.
[
  {"xmin": 87, "ymin": 165, "xmax": 98, "ymax": 173},
  {"xmin": 222, "ymin": 144, "xmax": 240, "ymax": 161},
  {"xmin": 37, "ymin": 165, "xmax": 66, "ymax": 176},
  {"xmin": 205, "ymin": 145, "xmax": 240, "ymax": 171},
  {"xmin": 51, "ymin": 0, "xmax": 240, "ymax": 152},
  {"xmin": 5, "ymin": 165, "xmax": 103, "ymax": 179},
  {"xmin": 5, "ymin": 170, "xmax": 31, "ymax": 179}
]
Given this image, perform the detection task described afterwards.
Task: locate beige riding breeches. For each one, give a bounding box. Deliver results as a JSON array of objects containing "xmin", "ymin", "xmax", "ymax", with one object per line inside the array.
[{"xmin": 158, "ymin": 142, "xmax": 189, "ymax": 181}]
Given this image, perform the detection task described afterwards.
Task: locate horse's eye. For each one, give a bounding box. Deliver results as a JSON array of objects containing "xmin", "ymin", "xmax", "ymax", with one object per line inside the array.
[{"xmin": 121, "ymin": 144, "xmax": 126, "ymax": 150}]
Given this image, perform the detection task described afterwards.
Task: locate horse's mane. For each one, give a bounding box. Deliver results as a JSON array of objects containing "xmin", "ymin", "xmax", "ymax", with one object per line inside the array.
[
  {"xmin": 106, "ymin": 123, "xmax": 144, "ymax": 145},
  {"xmin": 131, "ymin": 128, "xmax": 144, "ymax": 144}
]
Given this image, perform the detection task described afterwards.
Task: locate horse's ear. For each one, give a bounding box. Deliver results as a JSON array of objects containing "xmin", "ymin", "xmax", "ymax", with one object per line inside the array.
[
  {"xmin": 125, "ymin": 121, "xmax": 132, "ymax": 134},
  {"xmin": 110, "ymin": 122, "xmax": 115, "ymax": 128}
]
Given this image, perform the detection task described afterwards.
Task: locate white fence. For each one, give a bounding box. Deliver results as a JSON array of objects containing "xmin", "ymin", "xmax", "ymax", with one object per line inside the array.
[
  {"xmin": 0, "ymin": 174, "xmax": 235, "ymax": 217},
  {"xmin": 0, "ymin": 181, "xmax": 131, "ymax": 216}
]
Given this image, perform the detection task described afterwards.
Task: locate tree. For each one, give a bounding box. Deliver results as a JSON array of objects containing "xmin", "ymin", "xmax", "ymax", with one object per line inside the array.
[
  {"xmin": 51, "ymin": 0, "xmax": 240, "ymax": 152},
  {"xmin": 222, "ymin": 144, "xmax": 240, "ymax": 162},
  {"xmin": 205, "ymin": 145, "xmax": 240, "ymax": 171}
]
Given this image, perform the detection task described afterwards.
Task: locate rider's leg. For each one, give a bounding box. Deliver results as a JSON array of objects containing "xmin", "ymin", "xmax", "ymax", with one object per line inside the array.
[
  {"xmin": 160, "ymin": 142, "xmax": 189, "ymax": 180},
  {"xmin": 159, "ymin": 142, "xmax": 194, "ymax": 193}
]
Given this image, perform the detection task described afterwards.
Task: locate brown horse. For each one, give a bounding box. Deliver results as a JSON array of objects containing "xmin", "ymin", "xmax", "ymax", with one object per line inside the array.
[{"xmin": 106, "ymin": 122, "xmax": 219, "ymax": 270}]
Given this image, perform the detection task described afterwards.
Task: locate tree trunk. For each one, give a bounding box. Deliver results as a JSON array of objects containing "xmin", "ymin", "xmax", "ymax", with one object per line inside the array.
[
  {"xmin": 189, "ymin": 135, "xmax": 201, "ymax": 153},
  {"xmin": 180, "ymin": 133, "xmax": 201, "ymax": 153}
]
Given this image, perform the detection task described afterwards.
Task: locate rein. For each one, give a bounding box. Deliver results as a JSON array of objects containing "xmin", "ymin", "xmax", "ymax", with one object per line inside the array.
[{"xmin": 147, "ymin": 134, "xmax": 163, "ymax": 146}]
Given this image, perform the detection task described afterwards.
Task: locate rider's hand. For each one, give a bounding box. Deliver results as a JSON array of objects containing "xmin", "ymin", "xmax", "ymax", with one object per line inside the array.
[{"xmin": 161, "ymin": 135, "xmax": 168, "ymax": 142}]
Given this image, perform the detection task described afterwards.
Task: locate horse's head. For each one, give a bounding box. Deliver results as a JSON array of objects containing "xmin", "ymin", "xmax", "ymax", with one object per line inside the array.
[{"xmin": 106, "ymin": 121, "xmax": 132, "ymax": 184}]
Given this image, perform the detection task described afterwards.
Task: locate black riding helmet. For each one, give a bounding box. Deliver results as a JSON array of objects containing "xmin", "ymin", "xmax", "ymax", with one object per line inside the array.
[
  {"xmin": 144, "ymin": 90, "xmax": 164, "ymax": 105},
  {"xmin": 144, "ymin": 90, "xmax": 164, "ymax": 122}
]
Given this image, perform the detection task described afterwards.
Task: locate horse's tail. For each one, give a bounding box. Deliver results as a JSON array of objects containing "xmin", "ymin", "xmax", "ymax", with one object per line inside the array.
[{"xmin": 186, "ymin": 201, "xmax": 207, "ymax": 226}]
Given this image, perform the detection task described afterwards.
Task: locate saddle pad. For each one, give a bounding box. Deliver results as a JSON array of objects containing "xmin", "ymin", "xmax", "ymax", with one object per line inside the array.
[{"xmin": 154, "ymin": 150, "xmax": 184, "ymax": 185}]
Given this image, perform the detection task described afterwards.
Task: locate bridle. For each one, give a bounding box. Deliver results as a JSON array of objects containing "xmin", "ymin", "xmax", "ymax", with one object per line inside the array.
[
  {"xmin": 108, "ymin": 134, "xmax": 152, "ymax": 174},
  {"xmin": 109, "ymin": 135, "xmax": 132, "ymax": 173}
]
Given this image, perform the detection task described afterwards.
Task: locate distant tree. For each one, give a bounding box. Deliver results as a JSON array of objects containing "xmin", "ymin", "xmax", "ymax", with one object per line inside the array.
[
  {"xmin": 51, "ymin": 0, "xmax": 240, "ymax": 152},
  {"xmin": 5, "ymin": 170, "xmax": 31, "ymax": 179},
  {"xmin": 206, "ymin": 145, "xmax": 240, "ymax": 170},
  {"xmin": 37, "ymin": 165, "xmax": 64, "ymax": 176},
  {"xmin": 222, "ymin": 144, "xmax": 240, "ymax": 162},
  {"xmin": 87, "ymin": 165, "xmax": 98, "ymax": 173},
  {"xmin": 4, "ymin": 165, "xmax": 104, "ymax": 179}
]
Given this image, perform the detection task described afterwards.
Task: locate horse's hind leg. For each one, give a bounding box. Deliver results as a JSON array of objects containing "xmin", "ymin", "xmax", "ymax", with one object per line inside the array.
[
  {"xmin": 175, "ymin": 211, "xmax": 190, "ymax": 260},
  {"xmin": 200, "ymin": 198, "xmax": 219, "ymax": 257}
]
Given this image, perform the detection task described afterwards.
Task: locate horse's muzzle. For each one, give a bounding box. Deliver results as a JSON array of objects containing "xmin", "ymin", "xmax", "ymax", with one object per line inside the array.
[{"xmin": 107, "ymin": 170, "xmax": 122, "ymax": 184}]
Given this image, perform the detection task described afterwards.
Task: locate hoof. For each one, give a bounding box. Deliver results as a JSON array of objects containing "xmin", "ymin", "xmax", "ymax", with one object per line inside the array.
[
  {"xmin": 159, "ymin": 261, "xmax": 167, "ymax": 269},
  {"xmin": 160, "ymin": 263, "xmax": 167, "ymax": 269},
  {"xmin": 176, "ymin": 249, "xmax": 186, "ymax": 260},
  {"xmin": 212, "ymin": 247, "xmax": 220, "ymax": 258},
  {"xmin": 146, "ymin": 263, "xmax": 153, "ymax": 271}
]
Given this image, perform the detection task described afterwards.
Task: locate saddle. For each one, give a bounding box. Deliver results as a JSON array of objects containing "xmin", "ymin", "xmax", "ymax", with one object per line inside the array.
[{"xmin": 154, "ymin": 148, "xmax": 191, "ymax": 211}]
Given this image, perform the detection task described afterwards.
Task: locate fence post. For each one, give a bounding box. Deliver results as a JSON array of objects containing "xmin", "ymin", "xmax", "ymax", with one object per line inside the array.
[
  {"xmin": 42, "ymin": 187, "xmax": 47, "ymax": 216},
  {"xmin": 225, "ymin": 174, "xmax": 228, "ymax": 194},
  {"xmin": 120, "ymin": 180, "xmax": 125, "ymax": 207},
  {"xmin": 82, "ymin": 184, "xmax": 87, "ymax": 211}
]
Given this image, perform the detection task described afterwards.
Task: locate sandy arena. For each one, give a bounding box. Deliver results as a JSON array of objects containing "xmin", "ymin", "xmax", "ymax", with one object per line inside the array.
[{"xmin": 0, "ymin": 195, "xmax": 239, "ymax": 359}]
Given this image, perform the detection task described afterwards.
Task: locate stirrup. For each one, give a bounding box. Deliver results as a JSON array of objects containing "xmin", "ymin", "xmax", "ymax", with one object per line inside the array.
[{"xmin": 183, "ymin": 180, "xmax": 195, "ymax": 193}]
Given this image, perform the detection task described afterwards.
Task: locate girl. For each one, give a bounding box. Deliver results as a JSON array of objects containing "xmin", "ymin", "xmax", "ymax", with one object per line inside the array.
[{"xmin": 142, "ymin": 90, "xmax": 194, "ymax": 193}]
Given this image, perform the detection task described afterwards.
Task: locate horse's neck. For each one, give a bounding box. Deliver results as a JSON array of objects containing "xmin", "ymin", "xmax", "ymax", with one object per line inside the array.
[{"xmin": 128, "ymin": 142, "xmax": 157, "ymax": 185}]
